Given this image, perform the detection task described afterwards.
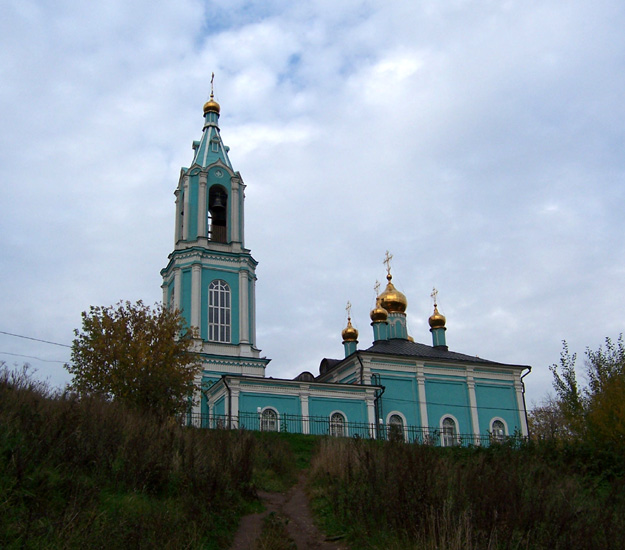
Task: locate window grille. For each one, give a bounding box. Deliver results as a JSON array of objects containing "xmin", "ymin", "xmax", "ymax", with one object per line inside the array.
[{"xmin": 208, "ymin": 280, "xmax": 231, "ymax": 342}]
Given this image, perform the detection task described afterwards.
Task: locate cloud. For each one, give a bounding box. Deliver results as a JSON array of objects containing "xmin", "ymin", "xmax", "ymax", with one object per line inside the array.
[{"xmin": 1, "ymin": 0, "xmax": 624, "ymax": 403}]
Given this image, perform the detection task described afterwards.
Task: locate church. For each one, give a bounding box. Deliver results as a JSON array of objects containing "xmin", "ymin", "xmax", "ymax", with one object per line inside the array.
[{"xmin": 160, "ymin": 90, "xmax": 530, "ymax": 445}]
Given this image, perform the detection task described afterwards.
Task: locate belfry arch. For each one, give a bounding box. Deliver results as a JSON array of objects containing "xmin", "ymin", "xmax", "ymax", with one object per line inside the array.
[{"xmin": 208, "ymin": 185, "xmax": 228, "ymax": 243}]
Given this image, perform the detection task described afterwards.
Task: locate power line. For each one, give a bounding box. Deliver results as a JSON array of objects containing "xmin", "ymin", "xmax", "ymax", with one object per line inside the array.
[
  {"xmin": 0, "ymin": 351, "xmax": 67, "ymax": 364},
  {"xmin": 0, "ymin": 330, "xmax": 71, "ymax": 348}
]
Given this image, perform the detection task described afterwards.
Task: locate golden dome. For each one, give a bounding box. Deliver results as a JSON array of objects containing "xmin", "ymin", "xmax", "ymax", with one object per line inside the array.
[
  {"xmin": 203, "ymin": 93, "xmax": 220, "ymax": 115},
  {"xmin": 429, "ymin": 305, "xmax": 446, "ymax": 329},
  {"xmin": 370, "ymin": 297, "xmax": 388, "ymax": 322},
  {"xmin": 378, "ymin": 274, "xmax": 407, "ymax": 314},
  {"xmin": 342, "ymin": 318, "xmax": 358, "ymax": 342},
  {"xmin": 407, "ymin": 335, "xmax": 415, "ymax": 342}
]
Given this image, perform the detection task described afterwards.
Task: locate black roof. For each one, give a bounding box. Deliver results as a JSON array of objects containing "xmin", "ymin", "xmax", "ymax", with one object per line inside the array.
[{"xmin": 319, "ymin": 339, "xmax": 530, "ymax": 376}]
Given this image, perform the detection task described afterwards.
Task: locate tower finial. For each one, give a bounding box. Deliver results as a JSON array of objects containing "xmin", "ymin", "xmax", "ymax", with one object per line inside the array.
[
  {"xmin": 374, "ymin": 280, "xmax": 381, "ymax": 296},
  {"xmin": 383, "ymin": 251, "xmax": 393, "ymax": 280},
  {"xmin": 431, "ymin": 287, "xmax": 439, "ymax": 307},
  {"xmin": 346, "ymin": 300, "xmax": 352, "ymax": 320},
  {"xmin": 203, "ymin": 73, "xmax": 221, "ymax": 115}
]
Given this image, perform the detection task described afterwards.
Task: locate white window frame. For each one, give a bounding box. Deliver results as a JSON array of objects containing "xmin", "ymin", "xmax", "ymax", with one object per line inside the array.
[
  {"xmin": 386, "ymin": 411, "xmax": 407, "ymax": 442},
  {"xmin": 440, "ymin": 414, "xmax": 460, "ymax": 447},
  {"xmin": 260, "ymin": 407, "xmax": 279, "ymax": 432},
  {"xmin": 329, "ymin": 411, "xmax": 347, "ymax": 437},
  {"xmin": 208, "ymin": 279, "xmax": 231, "ymax": 343},
  {"xmin": 490, "ymin": 417, "xmax": 508, "ymax": 443}
]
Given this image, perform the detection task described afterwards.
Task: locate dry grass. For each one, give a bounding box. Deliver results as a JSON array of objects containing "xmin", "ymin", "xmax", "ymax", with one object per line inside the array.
[
  {"xmin": 309, "ymin": 437, "xmax": 625, "ymax": 549},
  {"xmin": 0, "ymin": 364, "xmax": 258, "ymax": 549}
]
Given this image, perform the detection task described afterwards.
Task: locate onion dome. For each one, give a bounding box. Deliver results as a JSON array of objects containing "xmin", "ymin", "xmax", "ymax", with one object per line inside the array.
[
  {"xmin": 203, "ymin": 92, "xmax": 220, "ymax": 115},
  {"xmin": 428, "ymin": 305, "xmax": 446, "ymax": 329},
  {"xmin": 407, "ymin": 335, "xmax": 415, "ymax": 342},
  {"xmin": 342, "ymin": 317, "xmax": 358, "ymax": 342},
  {"xmin": 370, "ymin": 297, "xmax": 388, "ymax": 322},
  {"xmin": 378, "ymin": 273, "xmax": 408, "ymax": 313}
]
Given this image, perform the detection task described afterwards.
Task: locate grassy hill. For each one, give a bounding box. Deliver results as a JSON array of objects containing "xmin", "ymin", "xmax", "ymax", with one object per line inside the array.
[{"xmin": 3, "ymin": 365, "xmax": 625, "ymax": 549}]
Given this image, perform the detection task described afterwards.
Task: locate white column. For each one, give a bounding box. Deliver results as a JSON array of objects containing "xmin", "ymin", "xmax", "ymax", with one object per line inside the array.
[
  {"xmin": 300, "ymin": 388, "xmax": 310, "ymax": 435},
  {"xmin": 416, "ymin": 363, "xmax": 429, "ymax": 428},
  {"xmin": 192, "ymin": 375, "xmax": 202, "ymax": 427},
  {"xmin": 174, "ymin": 189, "xmax": 181, "ymax": 243},
  {"xmin": 191, "ymin": 264, "xmax": 201, "ymax": 332},
  {"xmin": 231, "ymin": 177, "xmax": 240, "ymax": 243},
  {"xmin": 239, "ymin": 270, "xmax": 249, "ymax": 343},
  {"xmin": 240, "ymin": 181, "xmax": 246, "ymax": 248},
  {"xmin": 230, "ymin": 382, "xmax": 240, "ymax": 429},
  {"xmin": 161, "ymin": 283, "xmax": 167, "ymax": 305},
  {"xmin": 466, "ymin": 368, "xmax": 481, "ymax": 444},
  {"xmin": 173, "ymin": 269, "xmax": 182, "ymax": 310},
  {"xmin": 514, "ymin": 376, "xmax": 528, "ymax": 436},
  {"xmin": 182, "ymin": 176, "xmax": 190, "ymax": 241},
  {"xmin": 250, "ymin": 276, "xmax": 256, "ymax": 346},
  {"xmin": 198, "ymin": 174, "xmax": 207, "ymax": 238},
  {"xmin": 366, "ymin": 394, "xmax": 376, "ymax": 438}
]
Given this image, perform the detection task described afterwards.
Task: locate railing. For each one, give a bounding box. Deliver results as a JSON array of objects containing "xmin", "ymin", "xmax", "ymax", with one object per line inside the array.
[{"xmin": 185, "ymin": 411, "xmax": 523, "ymax": 447}]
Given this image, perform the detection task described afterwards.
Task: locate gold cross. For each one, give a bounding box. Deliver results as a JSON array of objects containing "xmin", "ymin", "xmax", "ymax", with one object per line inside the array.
[
  {"xmin": 431, "ymin": 287, "xmax": 439, "ymax": 306},
  {"xmin": 345, "ymin": 301, "xmax": 352, "ymax": 319},
  {"xmin": 210, "ymin": 72, "xmax": 215, "ymax": 98},
  {"xmin": 374, "ymin": 280, "xmax": 381, "ymax": 296},
  {"xmin": 383, "ymin": 250, "xmax": 393, "ymax": 276}
]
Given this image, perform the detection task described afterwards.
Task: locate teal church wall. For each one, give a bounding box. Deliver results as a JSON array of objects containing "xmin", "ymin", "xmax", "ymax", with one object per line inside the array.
[
  {"xmin": 377, "ymin": 374, "xmax": 420, "ymax": 426},
  {"xmin": 308, "ymin": 397, "xmax": 365, "ymax": 422},
  {"xmin": 425, "ymin": 379, "xmax": 471, "ymax": 434},
  {"xmin": 475, "ymin": 383, "xmax": 519, "ymax": 434},
  {"xmin": 181, "ymin": 269, "xmax": 192, "ymax": 328}
]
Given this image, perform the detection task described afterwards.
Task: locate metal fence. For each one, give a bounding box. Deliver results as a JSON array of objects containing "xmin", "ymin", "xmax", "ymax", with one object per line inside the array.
[{"xmin": 185, "ymin": 411, "xmax": 523, "ymax": 447}]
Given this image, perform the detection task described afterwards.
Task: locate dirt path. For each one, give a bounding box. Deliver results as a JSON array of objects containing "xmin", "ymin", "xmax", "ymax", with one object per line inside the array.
[{"xmin": 230, "ymin": 473, "xmax": 347, "ymax": 550}]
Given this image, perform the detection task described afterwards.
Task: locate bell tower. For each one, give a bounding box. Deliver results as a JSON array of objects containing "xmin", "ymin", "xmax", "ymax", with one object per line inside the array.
[{"xmin": 161, "ymin": 84, "xmax": 270, "ymax": 385}]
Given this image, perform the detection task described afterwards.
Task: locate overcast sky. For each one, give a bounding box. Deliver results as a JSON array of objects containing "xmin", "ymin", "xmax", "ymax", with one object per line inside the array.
[{"xmin": 2, "ymin": 0, "xmax": 624, "ymax": 406}]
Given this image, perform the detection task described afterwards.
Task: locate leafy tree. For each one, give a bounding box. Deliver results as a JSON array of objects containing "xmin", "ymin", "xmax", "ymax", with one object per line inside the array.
[
  {"xmin": 527, "ymin": 395, "xmax": 574, "ymax": 441},
  {"xmin": 66, "ymin": 301, "xmax": 200, "ymax": 417},
  {"xmin": 550, "ymin": 335, "xmax": 625, "ymax": 448},
  {"xmin": 549, "ymin": 341, "xmax": 586, "ymax": 437}
]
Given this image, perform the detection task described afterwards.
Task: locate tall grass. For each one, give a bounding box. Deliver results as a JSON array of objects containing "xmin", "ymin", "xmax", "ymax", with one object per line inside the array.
[
  {"xmin": 0, "ymin": 365, "xmax": 265, "ymax": 548},
  {"xmin": 309, "ymin": 437, "xmax": 625, "ymax": 549}
]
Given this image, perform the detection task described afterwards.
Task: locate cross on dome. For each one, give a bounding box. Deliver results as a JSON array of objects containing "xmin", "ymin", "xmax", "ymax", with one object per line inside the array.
[
  {"xmin": 383, "ymin": 250, "xmax": 393, "ymax": 278},
  {"xmin": 431, "ymin": 287, "xmax": 439, "ymax": 307}
]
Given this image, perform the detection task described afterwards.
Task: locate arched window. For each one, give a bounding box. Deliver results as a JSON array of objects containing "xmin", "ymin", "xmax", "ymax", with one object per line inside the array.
[
  {"xmin": 330, "ymin": 412, "xmax": 346, "ymax": 437},
  {"xmin": 208, "ymin": 186, "xmax": 228, "ymax": 243},
  {"xmin": 491, "ymin": 419, "xmax": 506, "ymax": 443},
  {"xmin": 208, "ymin": 280, "xmax": 231, "ymax": 343},
  {"xmin": 388, "ymin": 413, "xmax": 405, "ymax": 442},
  {"xmin": 441, "ymin": 416, "xmax": 458, "ymax": 447},
  {"xmin": 261, "ymin": 408, "xmax": 278, "ymax": 432}
]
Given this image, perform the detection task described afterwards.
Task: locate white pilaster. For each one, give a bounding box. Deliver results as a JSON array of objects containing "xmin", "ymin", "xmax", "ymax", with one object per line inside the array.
[
  {"xmin": 240, "ymin": 182, "xmax": 246, "ymax": 248},
  {"xmin": 191, "ymin": 264, "xmax": 201, "ymax": 330},
  {"xmin": 231, "ymin": 177, "xmax": 240, "ymax": 243},
  {"xmin": 198, "ymin": 174, "xmax": 207, "ymax": 238},
  {"xmin": 239, "ymin": 270, "xmax": 249, "ymax": 343},
  {"xmin": 466, "ymin": 368, "xmax": 481, "ymax": 444},
  {"xmin": 174, "ymin": 189, "xmax": 181, "ymax": 243},
  {"xmin": 173, "ymin": 269, "xmax": 182, "ymax": 310},
  {"xmin": 230, "ymin": 381, "xmax": 240, "ymax": 429},
  {"xmin": 300, "ymin": 388, "xmax": 310, "ymax": 435},
  {"xmin": 514, "ymin": 376, "xmax": 528, "ymax": 436},
  {"xmin": 250, "ymin": 276, "xmax": 256, "ymax": 346},
  {"xmin": 182, "ymin": 176, "xmax": 190, "ymax": 241},
  {"xmin": 366, "ymin": 395, "xmax": 376, "ymax": 438},
  {"xmin": 416, "ymin": 363, "xmax": 429, "ymax": 428}
]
